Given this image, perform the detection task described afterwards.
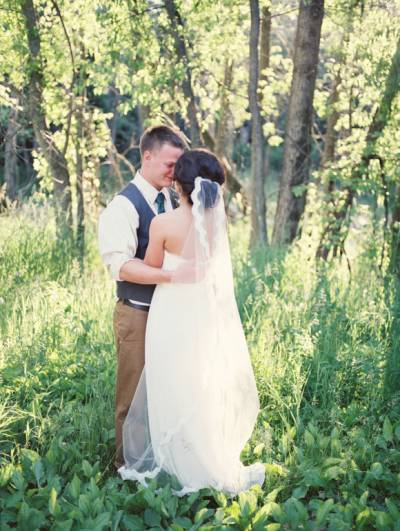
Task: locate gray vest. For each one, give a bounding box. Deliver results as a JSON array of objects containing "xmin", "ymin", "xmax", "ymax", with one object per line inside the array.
[{"xmin": 116, "ymin": 182, "xmax": 178, "ymax": 304}]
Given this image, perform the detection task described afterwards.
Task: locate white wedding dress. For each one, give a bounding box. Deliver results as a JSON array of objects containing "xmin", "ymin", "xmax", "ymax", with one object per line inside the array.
[{"xmin": 119, "ymin": 179, "xmax": 265, "ymax": 496}]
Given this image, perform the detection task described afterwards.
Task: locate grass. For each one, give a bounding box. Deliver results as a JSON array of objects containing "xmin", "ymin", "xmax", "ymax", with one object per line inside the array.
[{"xmin": 1, "ymin": 201, "xmax": 400, "ymax": 530}]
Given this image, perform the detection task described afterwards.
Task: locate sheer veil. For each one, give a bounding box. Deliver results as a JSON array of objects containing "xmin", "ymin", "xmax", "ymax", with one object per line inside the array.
[{"xmin": 119, "ymin": 177, "xmax": 264, "ymax": 495}]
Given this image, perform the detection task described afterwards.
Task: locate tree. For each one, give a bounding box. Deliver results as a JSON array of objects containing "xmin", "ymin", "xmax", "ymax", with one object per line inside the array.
[
  {"xmin": 4, "ymin": 102, "xmax": 18, "ymax": 201},
  {"xmin": 318, "ymin": 36, "xmax": 400, "ymax": 262},
  {"xmin": 20, "ymin": 0, "xmax": 73, "ymax": 235},
  {"xmin": 249, "ymin": 0, "xmax": 268, "ymax": 247},
  {"xmin": 272, "ymin": 0, "xmax": 324, "ymax": 245},
  {"xmin": 164, "ymin": 0, "xmax": 202, "ymax": 147}
]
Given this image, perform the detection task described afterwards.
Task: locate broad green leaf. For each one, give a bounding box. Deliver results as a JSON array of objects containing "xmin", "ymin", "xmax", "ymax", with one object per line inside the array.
[
  {"xmin": 82, "ymin": 460, "xmax": 92, "ymax": 477},
  {"xmin": 324, "ymin": 465, "xmax": 344, "ymax": 481},
  {"xmin": 383, "ymin": 417, "xmax": 393, "ymax": 442},
  {"xmin": 374, "ymin": 510, "xmax": 393, "ymax": 530},
  {"xmin": 194, "ymin": 508, "xmax": 213, "ymax": 524},
  {"xmin": 370, "ymin": 462, "xmax": 383, "ymax": 479},
  {"xmin": 359, "ymin": 490, "xmax": 369, "ymax": 507},
  {"xmin": 173, "ymin": 516, "xmax": 192, "ymax": 528},
  {"xmin": 33, "ymin": 459, "xmax": 44, "ymax": 487},
  {"xmin": 69, "ymin": 475, "xmax": 81, "ymax": 499},
  {"xmin": 48, "ymin": 487, "xmax": 59, "ymax": 516},
  {"xmin": 304, "ymin": 430, "xmax": 315, "ymax": 447},
  {"xmin": 315, "ymin": 499, "xmax": 334, "ymax": 525},
  {"xmin": 144, "ymin": 508, "xmax": 161, "ymax": 527},
  {"xmin": 121, "ymin": 513, "xmax": 145, "ymax": 531},
  {"xmin": 385, "ymin": 498, "xmax": 400, "ymax": 520}
]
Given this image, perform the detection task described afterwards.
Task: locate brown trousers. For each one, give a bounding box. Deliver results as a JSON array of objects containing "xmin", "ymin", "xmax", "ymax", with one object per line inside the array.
[{"xmin": 113, "ymin": 300, "xmax": 148, "ymax": 468}]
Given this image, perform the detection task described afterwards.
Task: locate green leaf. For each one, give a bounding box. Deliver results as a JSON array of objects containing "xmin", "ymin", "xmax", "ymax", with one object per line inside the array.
[
  {"xmin": 238, "ymin": 491, "xmax": 257, "ymax": 520},
  {"xmin": 370, "ymin": 462, "xmax": 383, "ymax": 479},
  {"xmin": 121, "ymin": 513, "xmax": 145, "ymax": 530},
  {"xmin": 78, "ymin": 493, "xmax": 91, "ymax": 515},
  {"xmin": 53, "ymin": 520, "xmax": 73, "ymax": 531},
  {"xmin": 213, "ymin": 491, "xmax": 227, "ymax": 508},
  {"xmin": 91, "ymin": 512, "xmax": 112, "ymax": 529},
  {"xmin": 82, "ymin": 460, "xmax": 92, "ymax": 477},
  {"xmin": 315, "ymin": 499, "xmax": 334, "ymax": 525},
  {"xmin": 18, "ymin": 502, "xmax": 45, "ymax": 531},
  {"xmin": 69, "ymin": 475, "xmax": 81, "ymax": 499},
  {"xmin": 304, "ymin": 430, "xmax": 315, "ymax": 447},
  {"xmin": 252, "ymin": 506, "xmax": 269, "ymax": 531},
  {"xmin": 194, "ymin": 507, "xmax": 213, "ymax": 524},
  {"xmin": 144, "ymin": 508, "xmax": 161, "ymax": 527},
  {"xmin": 324, "ymin": 465, "xmax": 344, "ymax": 481},
  {"xmin": 265, "ymin": 487, "xmax": 284, "ymax": 502},
  {"xmin": 383, "ymin": 417, "xmax": 393, "ymax": 442},
  {"xmin": 292, "ymin": 486, "xmax": 308, "ymax": 499},
  {"xmin": 375, "ymin": 510, "xmax": 393, "ymax": 530},
  {"xmin": 253, "ymin": 443, "xmax": 265, "ymax": 456},
  {"xmin": 385, "ymin": 498, "xmax": 400, "ymax": 520},
  {"xmin": 33, "ymin": 459, "xmax": 44, "ymax": 487},
  {"xmin": 48, "ymin": 487, "xmax": 59, "ymax": 516},
  {"xmin": 356, "ymin": 508, "xmax": 373, "ymax": 525},
  {"xmin": 268, "ymin": 135, "xmax": 283, "ymax": 147},
  {"xmin": 359, "ymin": 490, "xmax": 369, "ymax": 507},
  {"xmin": 173, "ymin": 516, "xmax": 192, "ymax": 528},
  {"xmin": 124, "ymin": 490, "xmax": 147, "ymax": 512}
]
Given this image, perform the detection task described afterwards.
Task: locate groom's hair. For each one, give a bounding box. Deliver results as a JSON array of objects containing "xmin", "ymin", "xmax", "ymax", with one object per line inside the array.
[{"xmin": 140, "ymin": 125, "xmax": 188, "ymax": 156}]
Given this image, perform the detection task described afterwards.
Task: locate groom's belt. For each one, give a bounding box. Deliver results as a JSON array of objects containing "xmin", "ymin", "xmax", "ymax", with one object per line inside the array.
[{"xmin": 119, "ymin": 298, "xmax": 150, "ymax": 312}]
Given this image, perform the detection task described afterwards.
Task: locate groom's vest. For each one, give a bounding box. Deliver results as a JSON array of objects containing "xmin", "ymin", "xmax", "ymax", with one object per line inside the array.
[{"xmin": 116, "ymin": 182, "xmax": 178, "ymax": 304}]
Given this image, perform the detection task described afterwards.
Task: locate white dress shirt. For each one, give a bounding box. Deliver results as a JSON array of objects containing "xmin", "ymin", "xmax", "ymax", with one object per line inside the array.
[{"xmin": 98, "ymin": 172, "xmax": 173, "ymax": 305}]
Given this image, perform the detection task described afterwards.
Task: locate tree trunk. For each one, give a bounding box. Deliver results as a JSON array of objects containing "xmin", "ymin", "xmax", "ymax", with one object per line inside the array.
[
  {"xmin": 214, "ymin": 60, "xmax": 246, "ymax": 208},
  {"xmin": 259, "ymin": 6, "xmax": 272, "ymax": 181},
  {"xmin": 75, "ymin": 93, "xmax": 85, "ymax": 268},
  {"xmin": 4, "ymin": 104, "xmax": 18, "ymax": 202},
  {"xmin": 21, "ymin": 0, "xmax": 73, "ymax": 235},
  {"xmin": 249, "ymin": 0, "xmax": 268, "ymax": 247},
  {"xmin": 315, "ymin": 71, "xmax": 342, "ymax": 260},
  {"xmin": 272, "ymin": 0, "xmax": 324, "ymax": 245},
  {"xmin": 321, "ymin": 71, "xmax": 341, "ymax": 174},
  {"xmin": 164, "ymin": 0, "xmax": 202, "ymax": 147}
]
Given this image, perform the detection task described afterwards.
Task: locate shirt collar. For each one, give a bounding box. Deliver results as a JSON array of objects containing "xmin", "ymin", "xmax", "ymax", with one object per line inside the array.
[{"xmin": 132, "ymin": 171, "xmax": 168, "ymax": 204}]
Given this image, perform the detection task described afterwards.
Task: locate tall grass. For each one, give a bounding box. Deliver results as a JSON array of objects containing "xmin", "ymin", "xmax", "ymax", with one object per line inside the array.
[{"xmin": 1, "ymin": 203, "xmax": 400, "ymax": 529}]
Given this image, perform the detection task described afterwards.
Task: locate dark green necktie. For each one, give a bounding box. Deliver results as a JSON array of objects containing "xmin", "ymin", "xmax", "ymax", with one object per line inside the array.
[{"xmin": 155, "ymin": 192, "xmax": 165, "ymax": 214}]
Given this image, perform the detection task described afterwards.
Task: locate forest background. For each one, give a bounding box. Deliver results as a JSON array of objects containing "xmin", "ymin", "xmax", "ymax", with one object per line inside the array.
[{"xmin": 1, "ymin": 0, "xmax": 400, "ymax": 529}]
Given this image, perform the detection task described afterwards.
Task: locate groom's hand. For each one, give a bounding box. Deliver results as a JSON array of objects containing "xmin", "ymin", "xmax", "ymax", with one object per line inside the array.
[{"xmin": 172, "ymin": 259, "xmax": 208, "ymax": 283}]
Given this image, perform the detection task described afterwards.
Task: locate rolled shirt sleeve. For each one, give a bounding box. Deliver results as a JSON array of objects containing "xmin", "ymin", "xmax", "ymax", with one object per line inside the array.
[{"xmin": 98, "ymin": 195, "xmax": 139, "ymax": 281}]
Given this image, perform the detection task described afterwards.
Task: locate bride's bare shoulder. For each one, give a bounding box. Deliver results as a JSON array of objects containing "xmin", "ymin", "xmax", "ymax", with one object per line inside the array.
[{"xmin": 149, "ymin": 209, "xmax": 185, "ymax": 233}]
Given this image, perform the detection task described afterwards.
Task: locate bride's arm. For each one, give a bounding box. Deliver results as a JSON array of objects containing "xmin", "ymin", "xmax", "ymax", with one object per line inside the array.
[{"xmin": 143, "ymin": 216, "xmax": 166, "ymax": 268}]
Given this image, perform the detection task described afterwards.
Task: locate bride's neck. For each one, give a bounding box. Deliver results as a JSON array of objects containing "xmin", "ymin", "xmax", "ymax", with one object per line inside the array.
[{"xmin": 179, "ymin": 195, "xmax": 191, "ymax": 209}]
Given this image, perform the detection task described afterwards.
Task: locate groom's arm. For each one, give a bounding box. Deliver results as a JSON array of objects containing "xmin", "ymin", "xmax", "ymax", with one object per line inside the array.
[
  {"xmin": 119, "ymin": 259, "xmax": 171, "ymax": 284},
  {"xmin": 98, "ymin": 195, "xmax": 171, "ymax": 284}
]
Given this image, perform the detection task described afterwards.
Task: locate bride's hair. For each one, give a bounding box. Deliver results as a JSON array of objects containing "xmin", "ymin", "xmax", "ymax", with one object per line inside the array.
[{"xmin": 174, "ymin": 149, "xmax": 225, "ymax": 208}]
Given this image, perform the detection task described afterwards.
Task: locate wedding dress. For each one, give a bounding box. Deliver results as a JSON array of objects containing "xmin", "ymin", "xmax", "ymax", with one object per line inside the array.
[{"xmin": 119, "ymin": 178, "xmax": 265, "ymax": 496}]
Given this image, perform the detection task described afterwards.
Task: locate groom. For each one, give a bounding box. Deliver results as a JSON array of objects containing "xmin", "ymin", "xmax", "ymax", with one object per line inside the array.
[{"xmin": 98, "ymin": 125, "xmax": 188, "ymax": 468}]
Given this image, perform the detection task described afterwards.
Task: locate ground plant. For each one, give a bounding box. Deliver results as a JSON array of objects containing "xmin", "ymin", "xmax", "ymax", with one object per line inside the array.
[{"xmin": 1, "ymin": 203, "xmax": 400, "ymax": 530}]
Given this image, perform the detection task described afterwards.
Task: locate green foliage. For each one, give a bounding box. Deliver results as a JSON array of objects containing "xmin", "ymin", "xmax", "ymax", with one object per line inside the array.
[{"xmin": 1, "ymin": 206, "xmax": 400, "ymax": 529}]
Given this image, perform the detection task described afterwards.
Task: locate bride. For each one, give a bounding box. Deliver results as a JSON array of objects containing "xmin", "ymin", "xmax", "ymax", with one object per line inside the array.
[{"xmin": 119, "ymin": 149, "xmax": 265, "ymax": 495}]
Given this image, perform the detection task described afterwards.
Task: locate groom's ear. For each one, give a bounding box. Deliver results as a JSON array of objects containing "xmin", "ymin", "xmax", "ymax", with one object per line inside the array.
[{"xmin": 142, "ymin": 150, "xmax": 152, "ymax": 162}]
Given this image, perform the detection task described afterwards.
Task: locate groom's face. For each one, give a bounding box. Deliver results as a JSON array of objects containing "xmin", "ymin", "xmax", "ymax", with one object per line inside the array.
[{"xmin": 143, "ymin": 143, "xmax": 184, "ymax": 190}]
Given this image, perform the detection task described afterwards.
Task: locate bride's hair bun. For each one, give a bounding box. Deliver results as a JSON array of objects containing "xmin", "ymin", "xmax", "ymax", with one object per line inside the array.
[
  {"xmin": 173, "ymin": 149, "xmax": 225, "ymax": 208},
  {"xmin": 194, "ymin": 179, "xmax": 220, "ymax": 209}
]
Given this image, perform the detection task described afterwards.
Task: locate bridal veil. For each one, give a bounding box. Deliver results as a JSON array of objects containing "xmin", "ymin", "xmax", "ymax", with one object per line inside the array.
[{"xmin": 119, "ymin": 177, "xmax": 265, "ymax": 495}]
